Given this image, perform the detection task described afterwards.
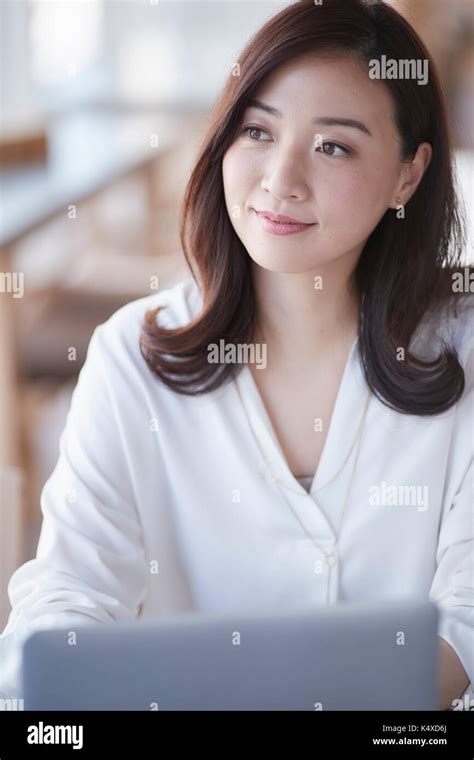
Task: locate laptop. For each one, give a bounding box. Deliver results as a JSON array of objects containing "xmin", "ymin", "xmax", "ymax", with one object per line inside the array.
[{"xmin": 22, "ymin": 598, "xmax": 439, "ymax": 710}]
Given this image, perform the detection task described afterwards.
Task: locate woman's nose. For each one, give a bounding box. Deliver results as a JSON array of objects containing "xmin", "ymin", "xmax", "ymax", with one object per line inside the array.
[{"xmin": 260, "ymin": 150, "xmax": 311, "ymax": 202}]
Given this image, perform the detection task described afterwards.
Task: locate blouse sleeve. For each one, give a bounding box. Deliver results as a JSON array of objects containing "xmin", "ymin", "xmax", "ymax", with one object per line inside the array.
[
  {"xmin": 428, "ymin": 348, "xmax": 474, "ymax": 705},
  {"xmin": 0, "ymin": 323, "xmax": 148, "ymax": 699}
]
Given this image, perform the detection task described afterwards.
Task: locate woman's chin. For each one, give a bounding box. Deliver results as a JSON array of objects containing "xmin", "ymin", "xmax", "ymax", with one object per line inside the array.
[{"xmin": 247, "ymin": 251, "xmax": 333, "ymax": 274}]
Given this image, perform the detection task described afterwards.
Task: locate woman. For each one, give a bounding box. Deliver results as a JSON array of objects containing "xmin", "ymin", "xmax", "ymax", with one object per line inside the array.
[{"xmin": 1, "ymin": 0, "xmax": 472, "ymax": 709}]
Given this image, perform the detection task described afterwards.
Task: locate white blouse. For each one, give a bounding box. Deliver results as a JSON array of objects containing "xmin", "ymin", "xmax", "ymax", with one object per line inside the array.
[{"xmin": 1, "ymin": 276, "xmax": 473, "ymax": 703}]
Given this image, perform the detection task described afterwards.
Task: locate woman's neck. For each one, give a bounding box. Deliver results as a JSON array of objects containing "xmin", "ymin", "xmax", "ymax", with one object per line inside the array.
[{"xmin": 251, "ymin": 263, "xmax": 360, "ymax": 370}]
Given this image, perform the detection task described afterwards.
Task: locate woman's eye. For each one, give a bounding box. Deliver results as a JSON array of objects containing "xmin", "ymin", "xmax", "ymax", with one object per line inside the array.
[
  {"xmin": 239, "ymin": 128, "xmax": 351, "ymax": 156},
  {"xmin": 316, "ymin": 141, "xmax": 351, "ymax": 157},
  {"xmin": 240, "ymin": 125, "xmax": 271, "ymax": 141}
]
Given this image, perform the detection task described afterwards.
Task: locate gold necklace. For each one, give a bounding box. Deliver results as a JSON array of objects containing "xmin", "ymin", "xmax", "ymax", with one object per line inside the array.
[
  {"xmin": 274, "ymin": 389, "xmax": 371, "ymax": 605},
  {"xmin": 246, "ymin": 322, "xmax": 365, "ymax": 496},
  {"xmin": 269, "ymin": 385, "xmax": 369, "ymax": 498},
  {"xmin": 235, "ymin": 367, "xmax": 372, "ymax": 606}
]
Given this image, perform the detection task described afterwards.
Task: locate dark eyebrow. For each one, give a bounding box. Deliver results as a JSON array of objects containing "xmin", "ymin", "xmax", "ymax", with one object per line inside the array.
[
  {"xmin": 246, "ymin": 98, "xmax": 372, "ymax": 137},
  {"xmin": 312, "ymin": 116, "xmax": 372, "ymax": 137}
]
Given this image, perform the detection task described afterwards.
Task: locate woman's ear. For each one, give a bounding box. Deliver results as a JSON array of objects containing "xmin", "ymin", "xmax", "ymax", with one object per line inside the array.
[{"xmin": 392, "ymin": 142, "xmax": 432, "ymax": 206}]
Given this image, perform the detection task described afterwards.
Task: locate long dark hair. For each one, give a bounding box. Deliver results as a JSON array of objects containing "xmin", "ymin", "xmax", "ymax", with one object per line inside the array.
[{"xmin": 140, "ymin": 0, "xmax": 471, "ymax": 415}]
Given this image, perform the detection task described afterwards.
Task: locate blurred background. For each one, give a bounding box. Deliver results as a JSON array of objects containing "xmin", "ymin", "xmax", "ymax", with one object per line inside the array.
[{"xmin": 0, "ymin": 0, "xmax": 473, "ymax": 629}]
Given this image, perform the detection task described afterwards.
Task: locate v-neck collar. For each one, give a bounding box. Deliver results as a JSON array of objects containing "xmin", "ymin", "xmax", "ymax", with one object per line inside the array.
[{"xmin": 233, "ymin": 335, "xmax": 368, "ymax": 497}]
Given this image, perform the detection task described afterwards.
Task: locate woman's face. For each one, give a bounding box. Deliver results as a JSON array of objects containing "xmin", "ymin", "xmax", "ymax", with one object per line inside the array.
[{"xmin": 222, "ymin": 54, "xmax": 428, "ymax": 274}]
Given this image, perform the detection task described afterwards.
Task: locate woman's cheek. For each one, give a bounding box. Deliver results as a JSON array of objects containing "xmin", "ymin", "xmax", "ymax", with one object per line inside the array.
[
  {"xmin": 318, "ymin": 174, "xmax": 365, "ymax": 225},
  {"xmin": 223, "ymin": 150, "xmax": 254, "ymax": 210},
  {"xmin": 329, "ymin": 171, "xmax": 391, "ymax": 228}
]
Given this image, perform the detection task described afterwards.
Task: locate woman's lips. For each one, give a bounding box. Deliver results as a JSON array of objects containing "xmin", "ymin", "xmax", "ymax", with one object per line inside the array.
[{"xmin": 253, "ymin": 209, "xmax": 316, "ymax": 236}]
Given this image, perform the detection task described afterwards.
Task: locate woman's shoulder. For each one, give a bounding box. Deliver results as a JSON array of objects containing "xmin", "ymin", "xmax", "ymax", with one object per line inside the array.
[
  {"xmin": 94, "ymin": 275, "xmax": 203, "ymax": 351},
  {"xmin": 77, "ymin": 276, "xmax": 203, "ymax": 388},
  {"xmin": 440, "ymin": 291, "xmax": 474, "ymax": 365},
  {"xmin": 431, "ymin": 291, "xmax": 474, "ymax": 403},
  {"xmin": 413, "ymin": 291, "xmax": 474, "ymax": 368}
]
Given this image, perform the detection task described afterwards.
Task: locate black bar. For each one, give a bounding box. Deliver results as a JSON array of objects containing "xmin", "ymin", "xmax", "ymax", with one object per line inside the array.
[{"xmin": 0, "ymin": 710, "xmax": 472, "ymax": 758}]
